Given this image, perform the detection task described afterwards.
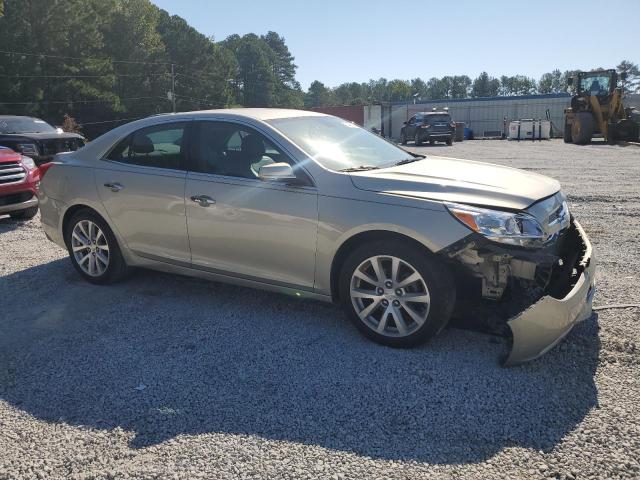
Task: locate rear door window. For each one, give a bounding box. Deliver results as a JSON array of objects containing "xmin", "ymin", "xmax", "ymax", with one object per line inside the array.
[{"xmin": 106, "ymin": 122, "xmax": 187, "ymax": 170}]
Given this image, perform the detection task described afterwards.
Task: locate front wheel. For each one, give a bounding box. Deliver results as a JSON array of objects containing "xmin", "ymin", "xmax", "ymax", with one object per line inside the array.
[
  {"xmin": 9, "ymin": 206, "xmax": 38, "ymax": 220},
  {"xmin": 65, "ymin": 210, "xmax": 128, "ymax": 284},
  {"xmin": 400, "ymin": 131, "xmax": 407, "ymax": 145},
  {"xmin": 339, "ymin": 241, "xmax": 455, "ymax": 347},
  {"xmin": 572, "ymin": 112, "xmax": 594, "ymax": 145},
  {"xmin": 414, "ymin": 132, "xmax": 422, "ymax": 146},
  {"xmin": 446, "ymin": 138, "xmax": 453, "ymax": 146}
]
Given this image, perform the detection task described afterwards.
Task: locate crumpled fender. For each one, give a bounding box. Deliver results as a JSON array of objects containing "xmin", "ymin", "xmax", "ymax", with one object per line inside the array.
[{"xmin": 504, "ymin": 221, "xmax": 596, "ymax": 366}]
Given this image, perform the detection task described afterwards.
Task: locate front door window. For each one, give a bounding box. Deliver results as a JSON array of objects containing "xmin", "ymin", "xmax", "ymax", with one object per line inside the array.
[{"xmin": 190, "ymin": 121, "xmax": 293, "ymax": 179}]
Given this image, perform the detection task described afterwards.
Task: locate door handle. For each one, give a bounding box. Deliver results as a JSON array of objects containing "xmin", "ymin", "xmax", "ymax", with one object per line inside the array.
[
  {"xmin": 104, "ymin": 182, "xmax": 124, "ymax": 192},
  {"xmin": 190, "ymin": 194, "xmax": 216, "ymax": 207}
]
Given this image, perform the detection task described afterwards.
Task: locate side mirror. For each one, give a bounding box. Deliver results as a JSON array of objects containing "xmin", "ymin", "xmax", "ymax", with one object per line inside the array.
[
  {"xmin": 258, "ymin": 162, "xmax": 296, "ymax": 182},
  {"xmin": 403, "ymin": 121, "xmax": 408, "ymax": 125},
  {"xmin": 621, "ymin": 72, "xmax": 628, "ymax": 81}
]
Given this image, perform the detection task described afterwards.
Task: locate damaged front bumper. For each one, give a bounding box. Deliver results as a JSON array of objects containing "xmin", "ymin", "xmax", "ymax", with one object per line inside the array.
[
  {"xmin": 504, "ymin": 220, "xmax": 595, "ymax": 365},
  {"xmin": 445, "ymin": 219, "xmax": 596, "ymax": 366}
]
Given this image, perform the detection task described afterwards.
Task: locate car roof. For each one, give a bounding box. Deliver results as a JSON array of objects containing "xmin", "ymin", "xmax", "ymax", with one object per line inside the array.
[
  {"xmin": 73, "ymin": 108, "xmax": 332, "ymax": 162},
  {"xmin": 152, "ymin": 108, "xmax": 328, "ymax": 122},
  {"xmin": 418, "ymin": 111, "xmax": 451, "ymax": 116},
  {"xmin": 0, "ymin": 146, "xmax": 18, "ymax": 155}
]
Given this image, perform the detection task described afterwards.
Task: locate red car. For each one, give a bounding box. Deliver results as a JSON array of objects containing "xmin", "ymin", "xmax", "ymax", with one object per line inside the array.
[{"xmin": 0, "ymin": 146, "xmax": 41, "ymax": 220}]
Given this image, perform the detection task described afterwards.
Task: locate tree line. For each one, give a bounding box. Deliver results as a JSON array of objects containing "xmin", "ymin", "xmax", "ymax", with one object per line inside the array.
[
  {"xmin": 0, "ymin": 0, "xmax": 638, "ymax": 137},
  {"xmin": 0, "ymin": 0, "xmax": 303, "ymax": 136},
  {"xmin": 304, "ymin": 62, "xmax": 640, "ymax": 108}
]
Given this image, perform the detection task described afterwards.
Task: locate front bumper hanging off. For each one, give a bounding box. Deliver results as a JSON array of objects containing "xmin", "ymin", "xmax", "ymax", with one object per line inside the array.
[
  {"xmin": 504, "ymin": 221, "xmax": 595, "ymax": 365},
  {"xmin": 444, "ymin": 219, "xmax": 596, "ymax": 366}
]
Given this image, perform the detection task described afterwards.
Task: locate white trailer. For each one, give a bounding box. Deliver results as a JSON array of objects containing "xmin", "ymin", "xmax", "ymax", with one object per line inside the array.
[{"xmin": 508, "ymin": 119, "xmax": 551, "ymax": 140}]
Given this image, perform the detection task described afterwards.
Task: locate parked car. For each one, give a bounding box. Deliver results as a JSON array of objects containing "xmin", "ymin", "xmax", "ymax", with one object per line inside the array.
[
  {"xmin": 401, "ymin": 111, "xmax": 455, "ymax": 146},
  {"xmin": 0, "ymin": 115, "xmax": 85, "ymax": 165},
  {"xmin": 0, "ymin": 146, "xmax": 41, "ymax": 220},
  {"xmin": 38, "ymin": 109, "xmax": 595, "ymax": 365}
]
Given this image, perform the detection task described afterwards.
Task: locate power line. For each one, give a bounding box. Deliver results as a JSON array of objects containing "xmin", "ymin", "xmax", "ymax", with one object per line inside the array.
[
  {"xmin": 0, "ymin": 73, "xmax": 170, "ymax": 79},
  {"xmin": 173, "ymin": 96, "xmax": 225, "ymax": 109},
  {"xmin": 0, "ymin": 96, "xmax": 167, "ymax": 105},
  {"xmin": 173, "ymin": 93, "xmax": 217, "ymax": 103},
  {"xmin": 175, "ymin": 71, "xmax": 238, "ymax": 85},
  {"xmin": 78, "ymin": 116, "xmax": 151, "ymax": 126},
  {"xmin": 0, "ymin": 49, "xmax": 174, "ymax": 66}
]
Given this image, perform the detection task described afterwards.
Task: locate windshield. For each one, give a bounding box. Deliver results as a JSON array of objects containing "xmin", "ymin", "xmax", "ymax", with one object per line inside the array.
[
  {"xmin": 425, "ymin": 114, "xmax": 451, "ymax": 124},
  {"xmin": 0, "ymin": 117, "xmax": 57, "ymax": 134},
  {"xmin": 579, "ymin": 75, "xmax": 611, "ymax": 96},
  {"xmin": 267, "ymin": 116, "xmax": 413, "ymax": 171}
]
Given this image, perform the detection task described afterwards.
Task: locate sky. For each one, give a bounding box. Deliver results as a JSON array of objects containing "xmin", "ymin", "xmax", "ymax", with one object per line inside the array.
[{"xmin": 152, "ymin": 0, "xmax": 640, "ymax": 90}]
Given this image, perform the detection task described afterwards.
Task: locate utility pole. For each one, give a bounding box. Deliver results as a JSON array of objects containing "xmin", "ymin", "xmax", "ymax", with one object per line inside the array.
[{"xmin": 171, "ymin": 64, "xmax": 176, "ymax": 113}]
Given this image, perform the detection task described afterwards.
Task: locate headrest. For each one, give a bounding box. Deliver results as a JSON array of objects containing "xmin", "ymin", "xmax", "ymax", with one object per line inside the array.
[
  {"xmin": 241, "ymin": 134, "xmax": 265, "ymax": 159},
  {"xmin": 131, "ymin": 135, "xmax": 154, "ymax": 154}
]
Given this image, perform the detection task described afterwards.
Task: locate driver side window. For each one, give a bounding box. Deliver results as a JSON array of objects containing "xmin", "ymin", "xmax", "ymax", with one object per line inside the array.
[{"xmin": 190, "ymin": 121, "xmax": 294, "ymax": 179}]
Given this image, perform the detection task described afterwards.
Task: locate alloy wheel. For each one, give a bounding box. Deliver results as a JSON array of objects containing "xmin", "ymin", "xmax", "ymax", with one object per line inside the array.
[
  {"xmin": 71, "ymin": 220, "xmax": 110, "ymax": 277},
  {"xmin": 350, "ymin": 255, "xmax": 431, "ymax": 337}
]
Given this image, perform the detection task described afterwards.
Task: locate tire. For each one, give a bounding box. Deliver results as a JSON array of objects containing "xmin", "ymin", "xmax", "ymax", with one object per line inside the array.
[
  {"xmin": 400, "ymin": 131, "xmax": 407, "ymax": 145},
  {"xmin": 338, "ymin": 240, "xmax": 455, "ymax": 348},
  {"xmin": 9, "ymin": 206, "xmax": 38, "ymax": 220},
  {"xmin": 571, "ymin": 112, "xmax": 594, "ymax": 145},
  {"xmin": 414, "ymin": 132, "xmax": 422, "ymax": 146},
  {"xmin": 64, "ymin": 209, "xmax": 128, "ymax": 285},
  {"xmin": 446, "ymin": 138, "xmax": 453, "ymax": 146},
  {"xmin": 429, "ymin": 140, "xmax": 435, "ymax": 145},
  {"xmin": 607, "ymin": 122, "xmax": 617, "ymax": 145},
  {"xmin": 563, "ymin": 121, "xmax": 572, "ymax": 143},
  {"xmin": 632, "ymin": 121, "xmax": 640, "ymax": 142}
]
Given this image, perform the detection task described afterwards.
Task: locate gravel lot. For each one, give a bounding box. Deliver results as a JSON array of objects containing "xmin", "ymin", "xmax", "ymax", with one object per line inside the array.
[{"xmin": 1, "ymin": 139, "xmax": 638, "ymax": 479}]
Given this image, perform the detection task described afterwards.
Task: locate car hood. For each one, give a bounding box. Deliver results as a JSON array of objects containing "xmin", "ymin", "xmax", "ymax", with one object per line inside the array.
[
  {"xmin": 0, "ymin": 147, "xmax": 22, "ymax": 163},
  {"xmin": 349, "ymin": 156, "xmax": 561, "ymax": 210},
  {"xmin": 0, "ymin": 132, "xmax": 84, "ymax": 141}
]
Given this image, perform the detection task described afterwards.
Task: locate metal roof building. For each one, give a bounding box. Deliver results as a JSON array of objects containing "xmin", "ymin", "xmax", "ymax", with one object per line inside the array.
[{"xmin": 381, "ymin": 93, "xmax": 573, "ymax": 139}]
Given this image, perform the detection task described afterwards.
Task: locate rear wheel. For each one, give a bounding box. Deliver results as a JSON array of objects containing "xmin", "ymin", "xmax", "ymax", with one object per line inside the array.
[
  {"xmin": 339, "ymin": 241, "xmax": 455, "ymax": 347},
  {"xmin": 429, "ymin": 140, "xmax": 435, "ymax": 145},
  {"xmin": 571, "ymin": 112, "xmax": 594, "ymax": 144},
  {"xmin": 401, "ymin": 131, "xmax": 407, "ymax": 145},
  {"xmin": 563, "ymin": 121, "xmax": 572, "ymax": 143},
  {"xmin": 446, "ymin": 137, "xmax": 453, "ymax": 146},
  {"xmin": 9, "ymin": 206, "xmax": 38, "ymax": 220},
  {"xmin": 65, "ymin": 210, "xmax": 128, "ymax": 284},
  {"xmin": 414, "ymin": 132, "xmax": 422, "ymax": 146}
]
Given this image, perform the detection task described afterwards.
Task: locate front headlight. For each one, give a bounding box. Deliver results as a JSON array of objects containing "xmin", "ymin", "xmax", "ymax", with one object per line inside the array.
[
  {"xmin": 20, "ymin": 155, "xmax": 36, "ymax": 170},
  {"xmin": 17, "ymin": 143, "xmax": 39, "ymax": 156},
  {"xmin": 445, "ymin": 202, "xmax": 546, "ymax": 248}
]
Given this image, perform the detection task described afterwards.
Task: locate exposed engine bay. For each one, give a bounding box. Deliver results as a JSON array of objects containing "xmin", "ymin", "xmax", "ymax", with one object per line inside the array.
[{"xmin": 442, "ymin": 219, "xmax": 590, "ymax": 352}]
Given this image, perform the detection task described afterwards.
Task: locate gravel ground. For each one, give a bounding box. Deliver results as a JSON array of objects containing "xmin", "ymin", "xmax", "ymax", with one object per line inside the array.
[{"xmin": 0, "ymin": 139, "xmax": 638, "ymax": 479}]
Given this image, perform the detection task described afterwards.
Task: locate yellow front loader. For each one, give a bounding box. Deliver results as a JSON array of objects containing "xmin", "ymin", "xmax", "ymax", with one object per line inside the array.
[{"xmin": 564, "ymin": 69, "xmax": 639, "ymax": 145}]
